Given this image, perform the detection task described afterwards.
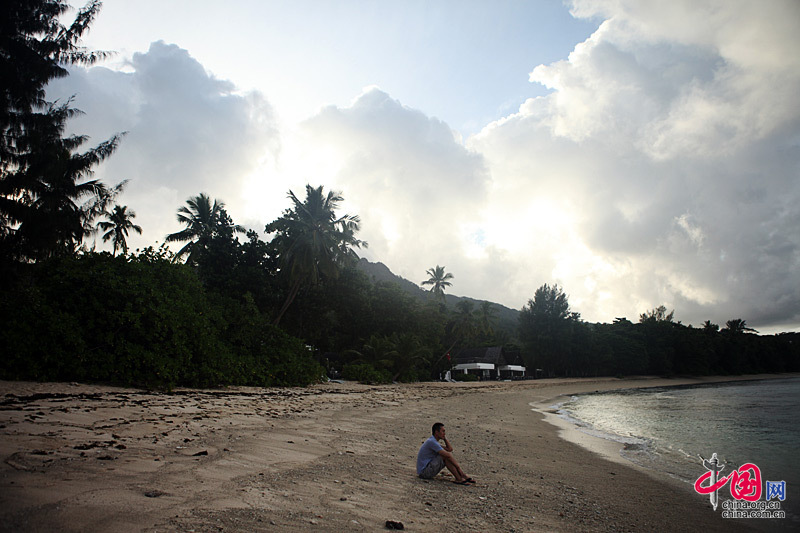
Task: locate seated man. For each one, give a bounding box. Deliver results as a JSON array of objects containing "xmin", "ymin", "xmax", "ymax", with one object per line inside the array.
[{"xmin": 416, "ymin": 422, "xmax": 475, "ymax": 484}]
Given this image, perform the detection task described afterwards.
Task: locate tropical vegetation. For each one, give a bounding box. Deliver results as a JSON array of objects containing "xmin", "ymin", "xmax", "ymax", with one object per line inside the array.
[
  {"xmin": 97, "ymin": 204, "xmax": 141, "ymax": 255},
  {"xmin": 165, "ymin": 193, "xmax": 244, "ymax": 264},
  {"xmin": 422, "ymin": 265, "xmax": 454, "ymax": 302},
  {"xmin": 517, "ymin": 287, "xmax": 798, "ymax": 378},
  {"xmin": 265, "ymin": 185, "xmax": 366, "ymax": 325},
  {"xmin": 0, "ymin": 0, "xmax": 124, "ymax": 261},
  {"xmin": 1, "ymin": 1, "xmax": 797, "ymax": 389}
]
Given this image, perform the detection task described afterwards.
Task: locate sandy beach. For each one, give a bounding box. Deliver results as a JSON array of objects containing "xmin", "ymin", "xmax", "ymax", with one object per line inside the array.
[{"xmin": 0, "ymin": 375, "xmax": 792, "ymax": 532}]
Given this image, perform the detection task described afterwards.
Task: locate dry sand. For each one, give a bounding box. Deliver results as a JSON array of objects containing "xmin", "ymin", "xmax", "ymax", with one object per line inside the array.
[{"xmin": 0, "ymin": 375, "xmax": 792, "ymax": 532}]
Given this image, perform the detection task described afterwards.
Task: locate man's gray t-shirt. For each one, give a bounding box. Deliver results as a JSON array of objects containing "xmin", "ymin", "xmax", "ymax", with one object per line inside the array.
[{"xmin": 416, "ymin": 436, "xmax": 443, "ymax": 475}]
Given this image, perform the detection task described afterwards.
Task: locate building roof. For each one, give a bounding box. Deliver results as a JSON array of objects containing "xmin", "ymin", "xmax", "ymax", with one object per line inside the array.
[
  {"xmin": 453, "ymin": 346, "xmax": 507, "ymax": 366},
  {"xmin": 453, "ymin": 346, "xmax": 526, "ymax": 367}
]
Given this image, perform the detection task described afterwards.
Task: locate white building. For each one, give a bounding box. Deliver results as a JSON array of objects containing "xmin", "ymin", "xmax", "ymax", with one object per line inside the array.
[{"xmin": 451, "ymin": 347, "xmax": 526, "ymax": 380}]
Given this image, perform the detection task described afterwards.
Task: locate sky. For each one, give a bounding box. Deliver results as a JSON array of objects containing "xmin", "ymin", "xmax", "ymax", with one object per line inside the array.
[{"xmin": 51, "ymin": 0, "xmax": 800, "ymax": 333}]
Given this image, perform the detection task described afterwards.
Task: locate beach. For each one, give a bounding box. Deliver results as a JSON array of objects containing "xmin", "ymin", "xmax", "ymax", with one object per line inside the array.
[{"xmin": 0, "ymin": 376, "xmax": 788, "ymax": 532}]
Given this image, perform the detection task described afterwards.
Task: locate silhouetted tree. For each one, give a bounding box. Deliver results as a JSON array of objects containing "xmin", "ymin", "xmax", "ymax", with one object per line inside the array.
[
  {"xmin": 639, "ymin": 305, "xmax": 675, "ymax": 323},
  {"xmin": 165, "ymin": 193, "xmax": 243, "ymax": 264},
  {"xmin": 518, "ymin": 284, "xmax": 581, "ymax": 376},
  {"xmin": 97, "ymin": 205, "xmax": 141, "ymax": 255},
  {"xmin": 1, "ymin": 0, "xmax": 122, "ymax": 260},
  {"xmin": 422, "ymin": 265, "xmax": 453, "ymax": 302},
  {"xmin": 451, "ymin": 300, "xmax": 478, "ymax": 347},
  {"xmin": 723, "ymin": 318, "xmax": 757, "ymax": 335},
  {"xmin": 266, "ymin": 185, "xmax": 366, "ymax": 325}
]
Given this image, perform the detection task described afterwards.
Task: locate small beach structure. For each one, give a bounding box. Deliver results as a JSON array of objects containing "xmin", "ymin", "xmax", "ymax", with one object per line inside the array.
[{"xmin": 451, "ymin": 346, "xmax": 526, "ymax": 379}]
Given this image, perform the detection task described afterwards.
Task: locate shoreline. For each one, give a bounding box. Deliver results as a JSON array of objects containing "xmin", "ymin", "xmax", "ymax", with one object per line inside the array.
[
  {"xmin": 529, "ymin": 374, "xmax": 798, "ymax": 483},
  {"xmin": 1, "ymin": 375, "xmax": 795, "ymax": 531},
  {"xmin": 528, "ymin": 373, "xmax": 797, "ymax": 470}
]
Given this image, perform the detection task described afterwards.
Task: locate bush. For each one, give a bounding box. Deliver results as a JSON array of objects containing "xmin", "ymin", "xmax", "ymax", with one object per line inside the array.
[
  {"xmin": 0, "ymin": 253, "xmax": 323, "ymax": 389},
  {"xmin": 216, "ymin": 293, "xmax": 325, "ymax": 387},
  {"xmin": 341, "ymin": 363, "xmax": 391, "ymax": 384},
  {"xmin": 452, "ymin": 372, "xmax": 480, "ymax": 382}
]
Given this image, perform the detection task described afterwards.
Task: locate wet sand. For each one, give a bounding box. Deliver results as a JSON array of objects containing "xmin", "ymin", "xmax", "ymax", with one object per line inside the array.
[{"xmin": 0, "ymin": 375, "xmax": 791, "ymax": 532}]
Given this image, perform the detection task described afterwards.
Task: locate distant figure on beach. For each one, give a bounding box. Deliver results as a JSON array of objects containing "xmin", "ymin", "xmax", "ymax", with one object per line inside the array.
[{"xmin": 416, "ymin": 422, "xmax": 475, "ymax": 484}]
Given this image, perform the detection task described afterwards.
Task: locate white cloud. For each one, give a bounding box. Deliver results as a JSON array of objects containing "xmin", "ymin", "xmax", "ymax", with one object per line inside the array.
[
  {"xmin": 48, "ymin": 41, "xmax": 279, "ymax": 246},
  {"xmin": 297, "ymin": 88, "xmax": 493, "ymax": 288},
  {"xmin": 44, "ymin": 0, "xmax": 800, "ymax": 332},
  {"xmin": 534, "ymin": 0, "xmax": 800, "ymax": 159},
  {"xmin": 468, "ymin": 0, "xmax": 800, "ymax": 329}
]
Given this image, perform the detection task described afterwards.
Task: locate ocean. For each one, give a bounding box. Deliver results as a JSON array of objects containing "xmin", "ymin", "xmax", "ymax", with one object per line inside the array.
[{"xmin": 555, "ymin": 377, "xmax": 799, "ymax": 524}]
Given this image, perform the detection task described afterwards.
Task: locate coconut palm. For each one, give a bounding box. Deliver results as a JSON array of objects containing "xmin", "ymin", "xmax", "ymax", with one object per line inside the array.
[
  {"xmin": 1, "ymin": 101, "xmax": 122, "ymax": 260},
  {"xmin": 477, "ymin": 301, "xmax": 497, "ymax": 337},
  {"xmin": 165, "ymin": 193, "xmax": 243, "ymax": 263},
  {"xmin": 422, "ymin": 265, "xmax": 454, "ymax": 302},
  {"xmin": 97, "ymin": 205, "xmax": 142, "ymax": 256},
  {"xmin": 390, "ymin": 333, "xmax": 431, "ymax": 382},
  {"xmin": 452, "ymin": 300, "xmax": 478, "ymax": 346},
  {"xmin": 266, "ymin": 184, "xmax": 366, "ymax": 325},
  {"xmin": 345, "ymin": 334, "xmax": 397, "ymax": 372},
  {"xmin": 723, "ymin": 319, "xmax": 757, "ymax": 335},
  {"xmin": 81, "ymin": 179, "xmax": 129, "ymax": 247}
]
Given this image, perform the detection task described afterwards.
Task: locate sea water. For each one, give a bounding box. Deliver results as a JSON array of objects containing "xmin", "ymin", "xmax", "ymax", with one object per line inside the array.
[{"xmin": 556, "ymin": 378, "xmax": 799, "ymax": 522}]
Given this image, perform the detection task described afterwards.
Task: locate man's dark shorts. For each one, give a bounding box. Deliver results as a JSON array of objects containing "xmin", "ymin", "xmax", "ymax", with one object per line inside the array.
[{"xmin": 419, "ymin": 455, "xmax": 445, "ymax": 479}]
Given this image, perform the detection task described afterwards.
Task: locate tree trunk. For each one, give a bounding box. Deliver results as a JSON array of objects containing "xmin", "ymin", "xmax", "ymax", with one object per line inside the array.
[{"xmin": 273, "ymin": 279, "xmax": 302, "ymax": 326}]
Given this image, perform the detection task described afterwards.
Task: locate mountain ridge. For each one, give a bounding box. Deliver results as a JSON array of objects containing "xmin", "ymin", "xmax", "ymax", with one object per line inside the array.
[{"xmin": 355, "ymin": 258, "xmax": 520, "ymax": 332}]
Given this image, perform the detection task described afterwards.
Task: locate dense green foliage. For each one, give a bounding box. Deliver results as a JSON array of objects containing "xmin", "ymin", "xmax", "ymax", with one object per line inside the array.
[
  {"xmin": 518, "ymin": 289, "xmax": 799, "ymax": 377},
  {"xmin": 266, "ymin": 185, "xmax": 366, "ymax": 325},
  {"xmin": 1, "ymin": 0, "xmax": 123, "ymax": 261},
  {"xmin": 165, "ymin": 193, "xmax": 244, "ymax": 264},
  {"xmin": 1, "ymin": 2, "xmax": 796, "ymax": 389},
  {"xmin": 0, "ymin": 251, "xmax": 323, "ymax": 388},
  {"xmin": 341, "ymin": 363, "xmax": 392, "ymax": 384}
]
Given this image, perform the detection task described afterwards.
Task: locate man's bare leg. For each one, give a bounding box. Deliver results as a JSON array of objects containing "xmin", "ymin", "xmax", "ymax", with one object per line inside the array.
[{"xmin": 443, "ymin": 455, "xmax": 468, "ymax": 482}]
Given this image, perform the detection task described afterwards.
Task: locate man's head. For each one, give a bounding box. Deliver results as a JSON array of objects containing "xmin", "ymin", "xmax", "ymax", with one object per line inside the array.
[{"xmin": 432, "ymin": 422, "xmax": 445, "ymax": 438}]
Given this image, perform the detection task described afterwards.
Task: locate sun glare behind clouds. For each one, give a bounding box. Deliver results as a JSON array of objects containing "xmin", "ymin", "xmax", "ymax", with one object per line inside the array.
[{"xmin": 49, "ymin": 0, "xmax": 800, "ymax": 332}]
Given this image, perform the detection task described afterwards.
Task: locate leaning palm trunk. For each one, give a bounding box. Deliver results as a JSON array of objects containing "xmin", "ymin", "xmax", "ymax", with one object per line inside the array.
[
  {"xmin": 268, "ymin": 185, "xmax": 367, "ymax": 326},
  {"xmin": 273, "ymin": 278, "xmax": 303, "ymax": 325}
]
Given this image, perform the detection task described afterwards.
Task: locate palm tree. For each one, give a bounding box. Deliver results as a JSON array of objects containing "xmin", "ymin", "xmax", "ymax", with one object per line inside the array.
[
  {"xmin": 345, "ymin": 334, "xmax": 398, "ymax": 373},
  {"xmin": 1, "ymin": 0, "xmax": 116, "ymax": 261},
  {"xmin": 266, "ymin": 184, "xmax": 366, "ymax": 325},
  {"xmin": 723, "ymin": 319, "xmax": 757, "ymax": 335},
  {"xmin": 390, "ymin": 333, "xmax": 431, "ymax": 382},
  {"xmin": 97, "ymin": 205, "xmax": 142, "ymax": 256},
  {"xmin": 165, "ymin": 193, "xmax": 243, "ymax": 263},
  {"xmin": 477, "ymin": 301, "xmax": 497, "ymax": 338},
  {"xmin": 81, "ymin": 179, "xmax": 129, "ymax": 248},
  {"xmin": 452, "ymin": 300, "xmax": 478, "ymax": 346},
  {"xmin": 422, "ymin": 265, "xmax": 454, "ymax": 302},
  {"xmin": 1, "ymin": 101, "xmax": 122, "ymax": 260}
]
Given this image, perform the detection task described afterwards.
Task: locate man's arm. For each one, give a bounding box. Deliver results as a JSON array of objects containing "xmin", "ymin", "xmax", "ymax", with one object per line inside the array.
[
  {"xmin": 439, "ymin": 437, "xmax": 453, "ymax": 459},
  {"xmin": 437, "ymin": 437, "xmax": 460, "ymax": 462}
]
